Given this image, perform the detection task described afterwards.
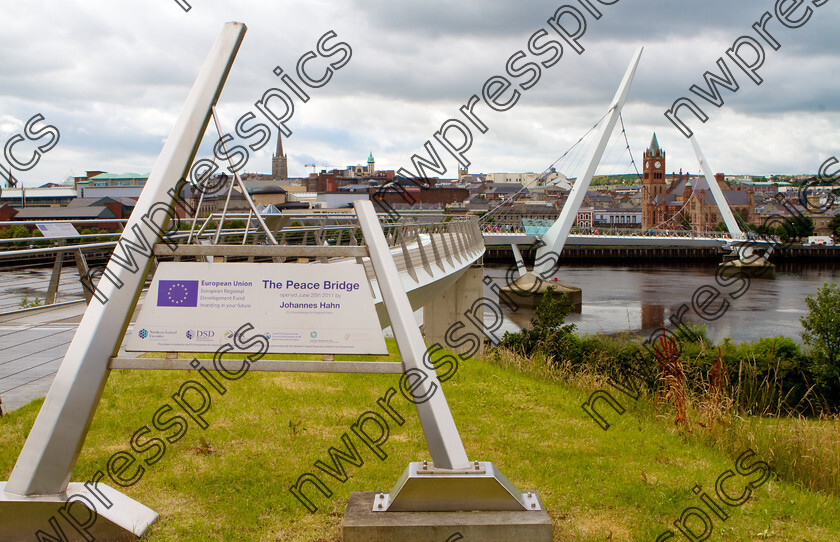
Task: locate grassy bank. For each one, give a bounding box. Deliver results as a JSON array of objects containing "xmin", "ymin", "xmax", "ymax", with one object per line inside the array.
[
  {"xmin": 488, "ymin": 345, "xmax": 840, "ymax": 497},
  {"xmin": 1, "ymin": 341, "xmax": 839, "ymax": 540}
]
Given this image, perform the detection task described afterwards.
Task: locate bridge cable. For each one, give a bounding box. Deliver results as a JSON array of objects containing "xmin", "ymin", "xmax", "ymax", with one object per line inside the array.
[
  {"xmin": 619, "ymin": 113, "xmax": 643, "ymax": 181},
  {"xmin": 479, "ymin": 108, "xmax": 612, "ymax": 225},
  {"xmin": 617, "ymin": 112, "xmax": 694, "ymax": 233}
]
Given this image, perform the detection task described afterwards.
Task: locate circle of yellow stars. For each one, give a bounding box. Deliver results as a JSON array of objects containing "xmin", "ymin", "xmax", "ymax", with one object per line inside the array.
[{"xmin": 166, "ymin": 282, "xmax": 191, "ymax": 305}]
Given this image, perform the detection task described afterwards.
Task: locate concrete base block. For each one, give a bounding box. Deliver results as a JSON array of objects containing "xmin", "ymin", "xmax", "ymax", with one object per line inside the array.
[
  {"xmin": 500, "ymin": 272, "xmax": 582, "ymax": 311},
  {"xmin": 718, "ymin": 260, "xmax": 775, "ymax": 279},
  {"xmin": 343, "ymin": 491, "xmax": 553, "ymax": 542},
  {"xmin": 0, "ymin": 482, "xmax": 158, "ymax": 542}
]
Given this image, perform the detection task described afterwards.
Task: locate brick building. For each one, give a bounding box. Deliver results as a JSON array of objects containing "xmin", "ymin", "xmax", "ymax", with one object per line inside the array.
[{"xmin": 641, "ymin": 134, "xmax": 754, "ymax": 232}]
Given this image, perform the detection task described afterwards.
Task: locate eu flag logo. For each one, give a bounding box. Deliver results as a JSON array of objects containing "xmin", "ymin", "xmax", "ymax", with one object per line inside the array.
[{"xmin": 158, "ymin": 280, "xmax": 199, "ymax": 307}]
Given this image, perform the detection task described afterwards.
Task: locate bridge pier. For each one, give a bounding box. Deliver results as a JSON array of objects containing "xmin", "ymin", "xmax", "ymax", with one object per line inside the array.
[
  {"xmin": 717, "ymin": 241, "xmax": 776, "ymax": 279},
  {"xmin": 423, "ymin": 266, "xmax": 484, "ymax": 356},
  {"xmin": 500, "ymin": 271, "xmax": 582, "ymax": 311},
  {"xmin": 718, "ymin": 253, "xmax": 776, "ymax": 279}
]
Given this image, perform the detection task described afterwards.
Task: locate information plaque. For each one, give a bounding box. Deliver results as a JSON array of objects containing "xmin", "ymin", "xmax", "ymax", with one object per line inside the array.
[
  {"xmin": 36, "ymin": 222, "xmax": 80, "ymax": 238},
  {"xmin": 126, "ymin": 261, "xmax": 387, "ymax": 354}
]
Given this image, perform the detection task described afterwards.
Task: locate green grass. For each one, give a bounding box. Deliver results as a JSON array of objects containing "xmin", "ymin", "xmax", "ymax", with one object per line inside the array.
[{"xmin": 1, "ymin": 341, "xmax": 839, "ymax": 541}]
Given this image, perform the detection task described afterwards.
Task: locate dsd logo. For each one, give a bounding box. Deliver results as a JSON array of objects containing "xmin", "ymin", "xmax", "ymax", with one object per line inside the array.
[{"xmin": 187, "ymin": 330, "xmax": 215, "ymax": 340}]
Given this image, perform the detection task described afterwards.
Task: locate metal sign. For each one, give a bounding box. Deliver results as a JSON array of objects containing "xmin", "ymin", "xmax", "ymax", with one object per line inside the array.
[
  {"xmin": 35, "ymin": 222, "xmax": 80, "ymax": 238},
  {"xmin": 126, "ymin": 261, "xmax": 387, "ymax": 354}
]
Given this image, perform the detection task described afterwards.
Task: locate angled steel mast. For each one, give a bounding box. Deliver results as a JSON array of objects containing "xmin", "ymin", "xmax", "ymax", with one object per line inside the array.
[
  {"xmin": 1, "ymin": 23, "xmax": 247, "ymax": 541},
  {"xmin": 533, "ymin": 47, "xmax": 644, "ymax": 278},
  {"xmin": 690, "ymin": 136, "xmax": 744, "ymax": 240}
]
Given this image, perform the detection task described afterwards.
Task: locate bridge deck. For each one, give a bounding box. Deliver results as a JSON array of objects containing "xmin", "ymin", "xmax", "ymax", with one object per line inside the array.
[
  {"xmin": 483, "ymin": 232, "xmax": 730, "ymax": 248},
  {"xmin": 0, "ymin": 231, "xmax": 482, "ymax": 413},
  {"xmin": 0, "ymin": 303, "xmax": 87, "ymax": 412}
]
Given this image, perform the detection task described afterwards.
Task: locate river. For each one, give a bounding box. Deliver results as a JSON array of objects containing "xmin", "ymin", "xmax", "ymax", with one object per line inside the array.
[
  {"xmin": 483, "ymin": 263, "xmax": 840, "ymax": 344},
  {"xmin": 2, "ymin": 263, "xmax": 839, "ymax": 345}
]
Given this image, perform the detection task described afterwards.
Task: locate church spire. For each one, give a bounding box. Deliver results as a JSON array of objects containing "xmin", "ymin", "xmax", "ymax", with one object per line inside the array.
[
  {"xmin": 648, "ymin": 132, "xmax": 661, "ymax": 155},
  {"xmin": 275, "ymin": 128, "xmax": 285, "ymax": 159},
  {"xmin": 272, "ymin": 127, "xmax": 288, "ymax": 180}
]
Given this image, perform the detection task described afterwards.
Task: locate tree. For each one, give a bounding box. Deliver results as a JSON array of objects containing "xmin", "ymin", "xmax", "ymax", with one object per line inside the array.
[
  {"xmin": 779, "ymin": 214, "xmax": 814, "ymax": 242},
  {"xmin": 754, "ymin": 222, "xmax": 778, "ymax": 237},
  {"xmin": 0, "ymin": 224, "xmax": 32, "ymax": 239},
  {"xmin": 497, "ymin": 286, "xmax": 577, "ymax": 358},
  {"xmin": 0, "ymin": 225, "xmax": 46, "ymax": 247},
  {"xmin": 801, "ymin": 282, "xmax": 840, "ymax": 380},
  {"xmin": 829, "ymin": 215, "xmax": 840, "ymax": 238},
  {"xmin": 530, "ymin": 286, "xmax": 575, "ymax": 336}
]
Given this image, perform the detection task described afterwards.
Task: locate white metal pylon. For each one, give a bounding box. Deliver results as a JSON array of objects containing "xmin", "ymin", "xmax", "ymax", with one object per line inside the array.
[
  {"xmin": 354, "ymin": 200, "xmax": 470, "ymax": 470},
  {"xmin": 1, "ymin": 22, "xmax": 246, "ymax": 541},
  {"xmin": 689, "ymin": 135, "xmax": 744, "ymax": 240},
  {"xmin": 534, "ymin": 47, "xmax": 644, "ymax": 278},
  {"xmin": 690, "ymin": 135, "xmax": 776, "ymax": 264}
]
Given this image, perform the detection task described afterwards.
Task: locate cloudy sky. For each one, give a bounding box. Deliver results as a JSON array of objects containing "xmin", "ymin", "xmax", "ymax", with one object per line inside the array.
[{"xmin": 1, "ymin": 0, "xmax": 838, "ymax": 187}]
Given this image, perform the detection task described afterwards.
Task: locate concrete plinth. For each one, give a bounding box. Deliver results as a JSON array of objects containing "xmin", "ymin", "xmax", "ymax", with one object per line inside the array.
[
  {"xmin": 424, "ymin": 266, "xmax": 485, "ymax": 355},
  {"xmin": 718, "ymin": 259, "xmax": 775, "ymax": 279},
  {"xmin": 0, "ymin": 482, "xmax": 158, "ymax": 542},
  {"xmin": 343, "ymin": 492, "xmax": 553, "ymax": 542},
  {"xmin": 500, "ymin": 271, "xmax": 582, "ymax": 311}
]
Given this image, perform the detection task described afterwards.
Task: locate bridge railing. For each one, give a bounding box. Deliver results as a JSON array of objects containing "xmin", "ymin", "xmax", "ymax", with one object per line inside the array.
[
  {"xmin": 0, "ymin": 213, "xmax": 484, "ymax": 313},
  {"xmin": 482, "ymin": 221, "xmax": 736, "ymax": 239},
  {"xmin": 177, "ymin": 211, "xmax": 484, "ymax": 283}
]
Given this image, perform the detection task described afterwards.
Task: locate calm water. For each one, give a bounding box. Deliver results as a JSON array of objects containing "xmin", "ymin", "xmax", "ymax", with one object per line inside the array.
[
  {"xmin": 483, "ymin": 263, "xmax": 840, "ymax": 344},
  {"xmin": 2, "ymin": 264, "xmax": 838, "ymax": 345}
]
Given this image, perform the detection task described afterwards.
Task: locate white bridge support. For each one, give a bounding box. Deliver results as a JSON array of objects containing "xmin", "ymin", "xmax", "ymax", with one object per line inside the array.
[
  {"xmin": 423, "ymin": 266, "xmax": 485, "ymax": 356},
  {"xmin": 510, "ymin": 243, "xmax": 528, "ymax": 277},
  {"xmin": 534, "ymin": 47, "xmax": 644, "ymax": 278},
  {"xmin": 690, "ymin": 136, "xmax": 773, "ymax": 266},
  {"xmin": 356, "ymin": 200, "xmax": 471, "ymax": 471},
  {"xmin": 0, "ymin": 22, "xmax": 247, "ymax": 541},
  {"xmin": 690, "ymin": 136, "xmax": 744, "ymax": 240}
]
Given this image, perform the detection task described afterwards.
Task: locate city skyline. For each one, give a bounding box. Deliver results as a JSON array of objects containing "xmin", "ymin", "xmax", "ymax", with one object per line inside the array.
[{"xmin": 1, "ymin": 1, "xmax": 838, "ymax": 187}]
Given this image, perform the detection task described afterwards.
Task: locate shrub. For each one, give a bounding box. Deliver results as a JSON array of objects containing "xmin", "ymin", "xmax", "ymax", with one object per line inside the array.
[{"xmin": 801, "ymin": 282, "xmax": 840, "ymax": 407}]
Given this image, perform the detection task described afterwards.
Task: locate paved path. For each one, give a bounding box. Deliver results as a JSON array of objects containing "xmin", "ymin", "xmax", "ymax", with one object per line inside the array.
[
  {"xmin": 0, "ymin": 267, "xmax": 86, "ymax": 313},
  {"xmin": 0, "ymin": 233, "xmax": 479, "ymax": 414},
  {"xmin": 0, "ymin": 302, "xmax": 85, "ymax": 412}
]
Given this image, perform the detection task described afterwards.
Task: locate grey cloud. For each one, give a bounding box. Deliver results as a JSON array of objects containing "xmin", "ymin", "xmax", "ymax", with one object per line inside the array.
[{"xmin": 1, "ymin": 0, "xmax": 838, "ymax": 185}]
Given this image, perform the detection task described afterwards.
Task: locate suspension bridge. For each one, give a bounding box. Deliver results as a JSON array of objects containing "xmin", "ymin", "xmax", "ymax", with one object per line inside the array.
[{"xmin": 0, "ymin": 42, "xmax": 771, "ymax": 417}]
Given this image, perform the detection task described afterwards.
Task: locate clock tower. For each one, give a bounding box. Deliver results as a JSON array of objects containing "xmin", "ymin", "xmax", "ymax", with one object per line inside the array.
[{"xmin": 642, "ymin": 132, "xmax": 667, "ymax": 229}]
